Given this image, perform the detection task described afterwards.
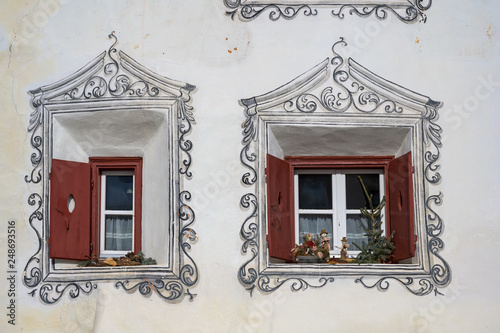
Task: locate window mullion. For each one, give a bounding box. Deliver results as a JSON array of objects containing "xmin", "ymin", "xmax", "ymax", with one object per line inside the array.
[{"xmin": 335, "ymin": 173, "xmax": 346, "ymax": 254}]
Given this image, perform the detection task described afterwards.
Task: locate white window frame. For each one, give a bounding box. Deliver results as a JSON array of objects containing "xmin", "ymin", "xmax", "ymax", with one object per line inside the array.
[
  {"xmin": 99, "ymin": 170, "xmax": 135, "ymax": 258},
  {"xmin": 294, "ymin": 168, "xmax": 385, "ymax": 257}
]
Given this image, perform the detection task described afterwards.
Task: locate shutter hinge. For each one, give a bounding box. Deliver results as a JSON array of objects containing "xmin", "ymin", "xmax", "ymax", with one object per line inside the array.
[
  {"xmin": 414, "ymin": 235, "xmax": 418, "ymax": 243},
  {"xmin": 49, "ymin": 172, "xmax": 51, "ymax": 180},
  {"xmin": 90, "ymin": 179, "xmax": 94, "ymax": 190},
  {"xmin": 411, "ymin": 166, "xmax": 415, "ymax": 174},
  {"xmin": 90, "ymin": 243, "xmax": 93, "ymax": 253}
]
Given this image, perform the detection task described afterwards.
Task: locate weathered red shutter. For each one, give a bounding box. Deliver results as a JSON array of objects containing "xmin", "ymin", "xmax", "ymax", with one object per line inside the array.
[
  {"xmin": 388, "ymin": 151, "xmax": 415, "ymax": 262},
  {"xmin": 266, "ymin": 154, "xmax": 295, "ymax": 261},
  {"xmin": 49, "ymin": 159, "xmax": 91, "ymax": 260}
]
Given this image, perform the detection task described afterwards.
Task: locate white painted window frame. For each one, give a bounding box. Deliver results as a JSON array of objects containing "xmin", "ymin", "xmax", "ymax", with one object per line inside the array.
[
  {"xmin": 99, "ymin": 170, "xmax": 135, "ymax": 258},
  {"xmin": 294, "ymin": 168, "xmax": 385, "ymax": 257}
]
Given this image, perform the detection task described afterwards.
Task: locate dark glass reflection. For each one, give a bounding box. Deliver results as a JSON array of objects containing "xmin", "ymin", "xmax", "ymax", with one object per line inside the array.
[
  {"xmin": 346, "ymin": 173, "xmax": 380, "ymax": 209},
  {"xmin": 106, "ymin": 175, "xmax": 133, "ymax": 210},
  {"xmin": 298, "ymin": 174, "xmax": 332, "ymax": 209}
]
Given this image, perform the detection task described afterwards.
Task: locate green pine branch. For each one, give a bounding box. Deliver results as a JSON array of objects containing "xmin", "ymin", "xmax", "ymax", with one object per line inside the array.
[{"xmin": 353, "ymin": 176, "xmax": 395, "ymax": 264}]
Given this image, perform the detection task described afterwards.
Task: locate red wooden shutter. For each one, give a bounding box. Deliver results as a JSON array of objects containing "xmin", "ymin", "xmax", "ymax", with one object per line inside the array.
[
  {"xmin": 388, "ymin": 151, "xmax": 415, "ymax": 262},
  {"xmin": 49, "ymin": 159, "xmax": 92, "ymax": 260},
  {"xmin": 266, "ymin": 154, "xmax": 295, "ymax": 261}
]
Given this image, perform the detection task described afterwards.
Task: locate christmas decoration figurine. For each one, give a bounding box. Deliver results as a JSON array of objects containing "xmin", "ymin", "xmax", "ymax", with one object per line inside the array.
[
  {"xmin": 320, "ymin": 229, "xmax": 331, "ymax": 252},
  {"xmin": 337, "ymin": 236, "xmax": 349, "ymax": 260}
]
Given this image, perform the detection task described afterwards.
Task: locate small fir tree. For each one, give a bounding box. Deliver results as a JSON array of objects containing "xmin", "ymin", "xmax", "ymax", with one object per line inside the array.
[{"xmin": 352, "ymin": 176, "xmax": 395, "ymax": 263}]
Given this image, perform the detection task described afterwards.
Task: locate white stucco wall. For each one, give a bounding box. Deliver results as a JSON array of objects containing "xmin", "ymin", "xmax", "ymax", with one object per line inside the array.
[{"xmin": 1, "ymin": 0, "xmax": 499, "ymax": 332}]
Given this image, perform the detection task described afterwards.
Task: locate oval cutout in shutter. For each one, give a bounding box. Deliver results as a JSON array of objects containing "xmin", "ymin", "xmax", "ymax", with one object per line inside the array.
[{"xmin": 67, "ymin": 194, "xmax": 75, "ymax": 213}]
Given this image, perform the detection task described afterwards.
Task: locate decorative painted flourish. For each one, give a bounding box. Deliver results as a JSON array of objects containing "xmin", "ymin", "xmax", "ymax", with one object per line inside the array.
[
  {"xmin": 25, "ymin": 103, "xmax": 43, "ymax": 184},
  {"xmin": 355, "ymin": 277, "xmax": 435, "ymax": 296},
  {"xmin": 225, "ymin": 0, "xmax": 431, "ymax": 22},
  {"xmin": 284, "ymin": 38, "xmax": 404, "ymax": 114},
  {"xmin": 240, "ymin": 106, "xmax": 258, "ymax": 186},
  {"xmin": 64, "ymin": 32, "xmax": 160, "ymax": 100},
  {"xmin": 225, "ymin": 1, "xmax": 317, "ymax": 21},
  {"xmin": 238, "ymin": 193, "xmax": 259, "ymax": 292},
  {"xmin": 423, "ymin": 104, "xmax": 442, "ymax": 184},
  {"xmin": 116, "ymin": 280, "xmax": 195, "ymax": 302},
  {"xmin": 39, "ymin": 282, "xmax": 97, "ymax": 304},
  {"xmin": 23, "ymin": 194, "xmax": 43, "ymax": 289},
  {"xmin": 331, "ymin": 3, "xmax": 425, "ymax": 23},
  {"xmin": 238, "ymin": 38, "xmax": 449, "ymax": 296},
  {"xmin": 178, "ymin": 101, "xmax": 195, "ymax": 178},
  {"xmin": 178, "ymin": 191, "xmax": 199, "ymax": 288}
]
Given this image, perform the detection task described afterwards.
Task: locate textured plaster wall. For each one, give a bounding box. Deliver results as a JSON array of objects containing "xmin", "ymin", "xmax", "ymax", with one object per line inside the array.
[{"xmin": 0, "ymin": 0, "xmax": 499, "ymax": 332}]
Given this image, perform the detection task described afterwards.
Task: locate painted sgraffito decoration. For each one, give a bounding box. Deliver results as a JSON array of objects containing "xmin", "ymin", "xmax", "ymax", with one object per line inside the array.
[
  {"xmin": 225, "ymin": 0, "xmax": 433, "ymax": 23},
  {"xmin": 24, "ymin": 33, "xmax": 198, "ymax": 303},
  {"xmin": 238, "ymin": 38, "xmax": 450, "ymax": 296}
]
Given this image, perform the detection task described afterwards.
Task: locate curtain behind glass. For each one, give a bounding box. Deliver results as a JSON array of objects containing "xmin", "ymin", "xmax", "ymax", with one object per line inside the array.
[{"xmin": 105, "ymin": 215, "xmax": 133, "ymax": 251}]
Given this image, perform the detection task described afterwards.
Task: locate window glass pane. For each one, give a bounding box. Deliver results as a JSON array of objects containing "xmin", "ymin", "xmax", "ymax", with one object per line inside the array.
[
  {"xmin": 298, "ymin": 174, "xmax": 332, "ymax": 209},
  {"xmin": 298, "ymin": 214, "xmax": 333, "ymax": 249},
  {"xmin": 346, "ymin": 173, "xmax": 380, "ymax": 209},
  {"xmin": 346, "ymin": 214, "xmax": 377, "ymax": 251},
  {"xmin": 105, "ymin": 215, "xmax": 133, "ymax": 251},
  {"xmin": 106, "ymin": 175, "xmax": 133, "ymax": 210}
]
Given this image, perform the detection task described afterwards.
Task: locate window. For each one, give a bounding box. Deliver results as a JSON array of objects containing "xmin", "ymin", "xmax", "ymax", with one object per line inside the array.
[
  {"xmin": 100, "ymin": 171, "xmax": 135, "ymax": 257},
  {"xmin": 266, "ymin": 153, "xmax": 415, "ymax": 263},
  {"xmin": 295, "ymin": 168, "xmax": 385, "ymax": 257},
  {"xmin": 49, "ymin": 157, "xmax": 142, "ymax": 260}
]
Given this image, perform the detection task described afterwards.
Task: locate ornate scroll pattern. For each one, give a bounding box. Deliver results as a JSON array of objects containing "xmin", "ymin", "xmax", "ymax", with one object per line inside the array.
[
  {"xmin": 283, "ymin": 38, "xmax": 404, "ymax": 115},
  {"xmin": 240, "ymin": 105, "xmax": 258, "ymax": 186},
  {"xmin": 178, "ymin": 101, "xmax": 195, "ymax": 178},
  {"xmin": 238, "ymin": 39, "xmax": 449, "ymax": 297},
  {"xmin": 225, "ymin": 1, "xmax": 317, "ymax": 21},
  {"xmin": 23, "ymin": 194, "xmax": 43, "ymax": 289},
  {"xmin": 355, "ymin": 277, "xmax": 434, "ymax": 296},
  {"xmin": 178, "ymin": 191, "xmax": 199, "ymax": 289},
  {"xmin": 226, "ymin": 1, "xmax": 431, "ymax": 23},
  {"xmin": 423, "ymin": 104, "xmax": 442, "ymax": 184},
  {"xmin": 116, "ymin": 280, "xmax": 196, "ymax": 302},
  {"xmin": 258, "ymin": 276, "xmax": 335, "ymax": 294},
  {"xmin": 25, "ymin": 102, "xmax": 43, "ymax": 184},
  {"xmin": 24, "ymin": 34, "xmax": 197, "ymax": 303},
  {"xmin": 38, "ymin": 283, "xmax": 97, "ymax": 304},
  {"xmin": 64, "ymin": 33, "xmax": 160, "ymax": 100},
  {"xmin": 238, "ymin": 193, "xmax": 259, "ymax": 292},
  {"xmin": 331, "ymin": 3, "xmax": 425, "ymax": 23}
]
